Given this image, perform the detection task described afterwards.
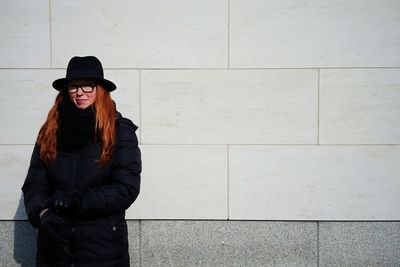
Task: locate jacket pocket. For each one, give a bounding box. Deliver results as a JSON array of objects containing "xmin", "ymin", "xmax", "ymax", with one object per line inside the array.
[{"xmin": 80, "ymin": 220, "xmax": 129, "ymax": 261}]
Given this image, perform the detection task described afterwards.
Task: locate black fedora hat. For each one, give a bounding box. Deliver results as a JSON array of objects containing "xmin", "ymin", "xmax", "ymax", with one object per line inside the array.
[{"xmin": 52, "ymin": 56, "xmax": 116, "ymax": 92}]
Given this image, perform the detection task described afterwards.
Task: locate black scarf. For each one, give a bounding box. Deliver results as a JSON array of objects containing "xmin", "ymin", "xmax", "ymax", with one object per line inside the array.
[{"xmin": 57, "ymin": 98, "xmax": 96, "ymax": 152}]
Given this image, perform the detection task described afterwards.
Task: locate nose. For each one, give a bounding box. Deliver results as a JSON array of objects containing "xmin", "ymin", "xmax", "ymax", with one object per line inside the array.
[{"xmin": 76, "ymin": 87, "xmax": 84, "ymax": 95}]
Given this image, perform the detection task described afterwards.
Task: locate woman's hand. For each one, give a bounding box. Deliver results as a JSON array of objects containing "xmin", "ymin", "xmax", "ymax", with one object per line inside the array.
[
  {"xmin": 52, "ymin": 190, "xmax": 82, "ymax": 217},
  {"xmin": 39, "ymin": 208, "xmax": 65, "ymax": 229}
]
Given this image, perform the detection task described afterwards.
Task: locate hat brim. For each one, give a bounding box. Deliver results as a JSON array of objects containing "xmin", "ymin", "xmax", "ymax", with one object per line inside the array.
[{"xmin": 52, "ymin": 77, "xmax": 116, "ymax": 92}]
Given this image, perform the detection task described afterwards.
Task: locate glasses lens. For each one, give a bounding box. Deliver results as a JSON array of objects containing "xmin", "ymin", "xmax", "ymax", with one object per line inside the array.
[
  {"xmin": 81, "ymin": 83, "xmax": 95, "ymax": 93},
  {"xmin": 67, "ymin": 85, "xmax": 78, "ymax": 93},
  {"xmin": 67, "ymin": 83, "xmax": 95, "ymax": 93}
]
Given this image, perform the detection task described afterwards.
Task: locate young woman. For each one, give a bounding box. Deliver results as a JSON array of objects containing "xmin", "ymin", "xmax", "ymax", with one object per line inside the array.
[{"xmin": 22, "ymin": 56, "xmax": 141, "ymax": 267}]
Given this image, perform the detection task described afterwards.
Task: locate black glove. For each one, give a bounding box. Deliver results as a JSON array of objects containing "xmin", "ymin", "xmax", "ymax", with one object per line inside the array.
[
  {"xmin": 53, "ymin": 190, "xmax": 82, "ymax": 218},
  {"xmin": 40, "ymin": 209, "xmax": 65, "ymax": 229}
]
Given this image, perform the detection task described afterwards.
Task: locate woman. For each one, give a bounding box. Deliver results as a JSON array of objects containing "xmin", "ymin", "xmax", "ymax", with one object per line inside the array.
[{"xmin": 22, "ymin": 56, "xmax": 141, "ymax": 267}]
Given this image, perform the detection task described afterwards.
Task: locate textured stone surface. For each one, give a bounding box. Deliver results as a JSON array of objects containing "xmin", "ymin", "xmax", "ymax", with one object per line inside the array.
[
  {"xmin": 52, "ymin": 0, "xmax": 227, "ymax": 68},
  {"xmin": 0, "ymin": 221, "xmax": 37, "ymax": 267},
  {"xmin": 0, "ymin": 70, "xmax": 61, "ymax": 144},
  {"xmin": 127, "ymin": 145, "xmax": 228, "ymax": 219},
  {"xmin": 225, "ymin": 221, "xmax": 317, "ymax": 267},
  {"xmin": 0, "ymin": 0, "xmax": 50, "ymax": 67},
  {"xmin": 320, "ymin": 222, "xmax": 400, "ymax": 266},
  {"xmin": 0, "ymin": 146, "xmax": 32, "ymax": 219},
  {"xmin": 141, "ymin": 220, "xmax": 317, "ymax": 267},
  {"xmin": 141, "ymin": 220, "xmax": 227, "ymax": 266},
  {"xmin": 229, "ymin": 145, "xmax": 400, "ymax": 220},
  {"xmin": 141, "ymin": 70, "xmax": 318, "ymax": 144},
  {"xmin": 230, "ymin": 0, "xmax": 400, "ymax": 68},
  {"xmin": 127, "ymin": 220, "xmax": 141, "ymax": 267},
  {"xmin": 2, "ymin": 220, "xmax": 400, "ymax": 266},
  {"xmin": 320, "ymin": 69, "xmax": 400, "ymax": 144}
]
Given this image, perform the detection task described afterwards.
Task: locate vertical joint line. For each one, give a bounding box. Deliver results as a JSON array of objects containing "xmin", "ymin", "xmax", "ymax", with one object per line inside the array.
[
  {"xmin": 227, "ymin": 0, "xmax": 230, "ymax": 69},
  {"xmin": 317, "ymin": 221, "xmax": 320, "ymax": 267},
  {"xmin": 49, "ymin": 0, "xmax": 53, "ymax": 67},
  {"xmin": 227, "ymin": 144, "xmax": 230, "ymax": 220},
  {"xmin": 139, "ymin": 220, "xmax": 142, "ymax": 267},
  {"xmin": 139, "ymin": 70, "xmax": 142, "ymax": 144},
  {"xmin": 317, "ymin": 69, "xmax": 320, "ymax": 145}
]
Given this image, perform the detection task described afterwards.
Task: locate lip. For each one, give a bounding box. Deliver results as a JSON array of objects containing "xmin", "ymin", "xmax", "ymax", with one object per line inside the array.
[{"xmin": 76, "ymin": 99, "xmax": 88, "ymax": 104}]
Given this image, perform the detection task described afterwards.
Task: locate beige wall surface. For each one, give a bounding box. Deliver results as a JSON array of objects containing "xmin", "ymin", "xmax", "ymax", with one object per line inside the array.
[{"xmin": 1, "ymin": 0, "xmax": 399, "ymax": 220}]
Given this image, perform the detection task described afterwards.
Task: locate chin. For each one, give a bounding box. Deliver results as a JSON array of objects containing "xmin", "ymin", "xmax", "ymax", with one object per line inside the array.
[
  {"xmin": 73, "ymin": 99, "xmax": 92, "ymax": 109},
  {"xmin": 75, "ymin": 103, "xmax": 91, "ymax": 109}
]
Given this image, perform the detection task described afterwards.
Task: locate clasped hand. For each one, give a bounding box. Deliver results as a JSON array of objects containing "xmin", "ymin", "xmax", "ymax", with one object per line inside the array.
[
  {"xmin": 39, "ymin": 190, "xmax": 82, "ymax": 228},
  {"xmin": 52, "ymin": 190, "xmax": 82, "ymax": 217}
]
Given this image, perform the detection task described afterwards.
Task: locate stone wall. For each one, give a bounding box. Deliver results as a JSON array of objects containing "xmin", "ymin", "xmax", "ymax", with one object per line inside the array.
[{"xmin": 1, "ymin": 0, "xmax": 400, "ymax": 265}]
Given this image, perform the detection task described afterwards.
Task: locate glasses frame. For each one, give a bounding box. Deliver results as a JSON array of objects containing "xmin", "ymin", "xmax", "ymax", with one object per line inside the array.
[{"xmin": 66, "ymin": 82, "xmax": 97, "ymax": 94}]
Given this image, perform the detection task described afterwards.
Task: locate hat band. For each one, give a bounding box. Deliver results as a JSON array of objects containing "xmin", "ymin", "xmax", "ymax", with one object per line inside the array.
[{"xmin": 66, "ymin": 68, "xmax": 103, "ymax": 79}]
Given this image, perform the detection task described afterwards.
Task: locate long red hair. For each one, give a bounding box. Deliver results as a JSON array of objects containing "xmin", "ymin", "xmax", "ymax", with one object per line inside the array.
[{"xmin": 37, "ymin": 85, "xmax": 116, "ymax": 166}]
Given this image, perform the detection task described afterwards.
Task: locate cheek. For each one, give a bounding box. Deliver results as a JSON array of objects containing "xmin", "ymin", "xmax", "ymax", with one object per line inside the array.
[
  {"xmin": 88, "ymin": 93, "xmax": 96, "ymax": 104},
  {"xmin": 69, "ymin": 94, "xmax": 76, "ymax": 102}
]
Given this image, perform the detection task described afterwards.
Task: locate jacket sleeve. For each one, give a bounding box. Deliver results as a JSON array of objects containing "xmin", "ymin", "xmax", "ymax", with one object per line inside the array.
[
  {"xmin": 21, "ymin": 144, "xmax": 53, "ymax": 228},
  {"xmin": 76, "ymin": 118, "xmax": 142, "ymax": 219}
]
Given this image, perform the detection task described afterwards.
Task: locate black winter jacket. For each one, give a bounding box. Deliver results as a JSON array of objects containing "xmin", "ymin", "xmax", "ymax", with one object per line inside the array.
[{"xmin": 22, "ymin": 112, "xmax": 141, "ymax": 267}]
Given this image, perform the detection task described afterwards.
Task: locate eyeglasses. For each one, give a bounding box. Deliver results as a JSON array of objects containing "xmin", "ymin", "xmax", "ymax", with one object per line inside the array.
[{"xmin": 67, "ymin": 83, "xmax": 96, "ymax": 94}]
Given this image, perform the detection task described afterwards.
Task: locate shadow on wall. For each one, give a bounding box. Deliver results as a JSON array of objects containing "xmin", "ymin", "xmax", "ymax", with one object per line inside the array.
[{"xmin": 13, "ymin": 195, "xmax": 36, "ymax": 266}]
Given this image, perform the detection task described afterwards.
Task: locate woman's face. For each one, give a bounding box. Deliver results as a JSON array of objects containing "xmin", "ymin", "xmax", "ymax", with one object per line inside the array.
[{"xmin": 67, "ymin": 79, "xmax": 97, "ymax": 109}]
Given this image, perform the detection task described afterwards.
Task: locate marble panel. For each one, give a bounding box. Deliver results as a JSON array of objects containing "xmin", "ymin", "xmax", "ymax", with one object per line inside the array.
[
  {"xmin": 229, "ymin": 145, "xmax": 400, "ymax": 220},
  {"xmin": 0, "ymin": 0, "xmax": 50, "ymax": 67},
  {"xmin": 320, "ymin": 68, "xmax": 400, "ymax": 144},
  {"xmin": 52, "ymin": 0, "xmax": 227, "ymax": 68},
  {"xmin": 0, "ymin": 70, "xmax": 61, "ymax": 144},
  {"xmin": 126, "ymin": 145, "xmax": 228, "ymax": 219},
  {"xmin": 230, "ymin": 0, "xmax": 400, "ymax": 67},
  {"xmin": 141, "ymin": 70, "xmax": 318, "ymax": 144}
]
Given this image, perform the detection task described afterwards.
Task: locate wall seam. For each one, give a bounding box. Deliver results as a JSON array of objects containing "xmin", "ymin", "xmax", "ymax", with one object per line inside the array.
[
  {"xmin": 227, "ymin": 144, "xmax": 230, "ymax": 220},
  {"xmin": 227, "ymin": 0, "xmax": 230, "ymax": 68},
  {"xmin": 139, "ymin": 70, "xmax": 142, "ymax": 144},
  {"xmin": 2, "ymin": 67, "xmax": 399, "ymax": 70},
  {"xmin": 48, "ymin": 0, "xmax": 53, "ymax": 68},
  {"xmin": 318, "ymin": 69, "xmax": 320, "ymax": 145},
  {"xmin": 135, "ymin": 143, "xmax": 400, "ymax": 146},
  {"xmin": 2, "ymin": 144, "xmax": 400, "ymax": 146},
  {"xmin": 139, "ymin": 220, "xmax": 142, "ymax": 267},
  {"xmin": 317, "ymin": 221, "xmax": 320, "ymax": 267}
]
